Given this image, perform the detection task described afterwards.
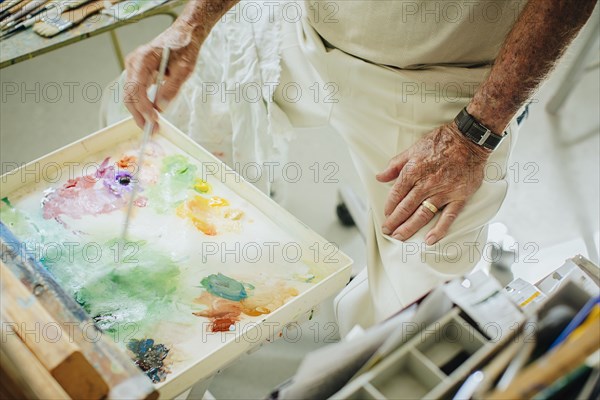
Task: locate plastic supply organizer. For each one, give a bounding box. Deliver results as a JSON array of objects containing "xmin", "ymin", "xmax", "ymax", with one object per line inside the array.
[
  {"xmin": 333, "ymin": 308, "xmax": 497, "ymax": 399},
  {"xmin": 331, "ymin": 256, "xmax": 599, "ymax": 400}
]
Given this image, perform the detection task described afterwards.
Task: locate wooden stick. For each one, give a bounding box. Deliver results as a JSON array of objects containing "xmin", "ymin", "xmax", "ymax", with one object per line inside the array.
[
  {"xmin": 485, "ymin": 313, "xmax": 600, "ymax": 399},
  {"xmin": 1, "ymin": 1, "xmax": 27, "ymax": 14},
  {"xmin": 0, "ymin": 229, "xmax": 158, "ymax": 400},
  {"xmin": 0, "ymin": 261, "xmax": 109, "ymax": 399},
  {"xmin": 1, "ymin": 321, "xmax": 71, "ymax": 399},
  {"xmin": 8, "ymin": 0, "xmax": 31, "ymax": 14}
]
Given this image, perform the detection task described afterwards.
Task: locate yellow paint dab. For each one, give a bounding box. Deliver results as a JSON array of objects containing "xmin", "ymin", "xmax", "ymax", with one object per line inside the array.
[
  {"xmin": 176, "ymin": 196, "xmax": 217, "ymax": 236},
  {"xmin": 241, "ymin": 286, "xmax": 299, "ymax": 316},
  {"xmin": 224, "ymin": 209, "xmax": 244, "ymax": 220},
  {"xmin": 209, "ymin": 197, "xmax": 229, "ymax": 207},
  {"xmin": 193, "ymin": 178, "xmax": 211, "ymax": 193},
  {"xmin": 176, "ymin": 195, "xmax": 244, "ymax": 235}
]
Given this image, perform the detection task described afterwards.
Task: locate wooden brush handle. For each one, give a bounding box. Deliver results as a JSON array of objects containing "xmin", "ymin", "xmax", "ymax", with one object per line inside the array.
[
  {"xmin": 60, "ymin": 0, "xmax": 120, "ymax": 25},
  {"xmin": 59, "ymin": 0, "xmax": 105, "ymax": 25},
  {"xmin": 486, "ymin": 315, "xmax": 600, "ymax": 399},
  {"xmin": 0, "ymin": 261, "xmax": 108, "ymax": 399},
  {"xmin": 8, "ymin": 0, "xmax": 33, "ymax": 14},
  {"xmin": 0, "ymin": 0, "xmax": 22, "ymax": 13},
  {"xmin": 0, "ymin": 323, "xmax": 70, "ymax": 399}
]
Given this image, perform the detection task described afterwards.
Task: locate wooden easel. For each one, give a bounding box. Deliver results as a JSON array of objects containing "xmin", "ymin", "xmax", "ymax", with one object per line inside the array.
[{"xmin": 0, "ymin": 229, "xmax": 158, "ymax": 400}]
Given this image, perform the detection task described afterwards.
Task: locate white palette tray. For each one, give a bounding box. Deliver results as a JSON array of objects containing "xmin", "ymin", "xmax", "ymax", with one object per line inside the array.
[{"xmin": 0, "ymin": 117, "xmax": 352, "ymax": 398}]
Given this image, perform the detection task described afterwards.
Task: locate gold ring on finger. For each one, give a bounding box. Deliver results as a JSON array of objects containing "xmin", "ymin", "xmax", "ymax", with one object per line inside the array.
[{"xmin": 421, "ymin": 200, "xmax": 438, "ymax": 214}]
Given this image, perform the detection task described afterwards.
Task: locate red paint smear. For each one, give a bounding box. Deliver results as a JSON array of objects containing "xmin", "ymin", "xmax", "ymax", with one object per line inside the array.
[
  {"xmin": 211, "ymin": 318, "xmax": 239, "ymax": 332},
  {"xmin": 192, "ymin": 292, "xmax": 242, "ymax": 332},
  {"xmin": 192, "ymin": 285, "xmax": 299, "ymax": 332},
  {"xmin": 42, "ymin": 175, "xmax": 124, "ymax": 221}
]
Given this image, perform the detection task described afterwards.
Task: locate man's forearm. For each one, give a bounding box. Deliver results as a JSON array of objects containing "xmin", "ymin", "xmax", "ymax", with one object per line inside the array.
[
  {"xmin": 178, "ymin": 0, "xmax": 240, "ymax": 39},
  {"xmin": 467, "ymin": 0, "xmax": 597, "ymax": 134}
]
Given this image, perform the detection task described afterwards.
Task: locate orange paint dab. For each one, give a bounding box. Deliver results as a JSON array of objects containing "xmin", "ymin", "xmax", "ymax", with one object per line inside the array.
[
  {"xmin": 176, "ymin": 196, "xmax": 217, "ymax": 236},
  {"xmin": 117, "ymin": 155, "xmax": 137, "ymax": 169},
  {"xmin": 240, "ymin": 287, "xmax": 299, "ymax": 316}
]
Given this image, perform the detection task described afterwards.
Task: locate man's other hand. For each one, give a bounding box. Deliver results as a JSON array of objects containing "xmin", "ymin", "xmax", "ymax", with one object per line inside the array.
[{"xmin": 377, "ymin": 122, "xmax": 491, "ymax": 245}]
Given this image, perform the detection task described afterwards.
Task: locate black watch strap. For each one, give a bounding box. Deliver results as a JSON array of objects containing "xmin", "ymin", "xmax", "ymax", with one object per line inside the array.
[{"xmin": 454, "ymin": 108, "xmax": 505, "ymax": 151}]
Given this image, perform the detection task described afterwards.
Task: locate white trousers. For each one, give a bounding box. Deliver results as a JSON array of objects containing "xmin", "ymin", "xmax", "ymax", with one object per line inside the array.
[{"xmin": 274, "ymin": 19, "xmax": 519, "ymax": 335}]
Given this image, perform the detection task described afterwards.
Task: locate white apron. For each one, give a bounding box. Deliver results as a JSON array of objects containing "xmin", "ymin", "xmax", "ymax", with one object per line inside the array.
[{"xmin": 275, "ymin": 14, "xmax": 520, "ymax": 334}]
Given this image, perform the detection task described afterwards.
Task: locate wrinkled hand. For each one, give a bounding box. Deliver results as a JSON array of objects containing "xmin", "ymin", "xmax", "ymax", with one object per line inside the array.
[
  {"xmin": 124, "ymin": 20, "xmax": 204, "ymax": 129},
  {"xmin": 376, "ymin": 122, "xmax": 491, "ymax": 245}
]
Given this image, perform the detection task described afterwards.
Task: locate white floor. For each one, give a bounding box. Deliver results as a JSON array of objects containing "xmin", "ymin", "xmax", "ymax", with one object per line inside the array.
[{"xmin": 1, "ymin": 12, "xmax": 598, "ymax": 400}]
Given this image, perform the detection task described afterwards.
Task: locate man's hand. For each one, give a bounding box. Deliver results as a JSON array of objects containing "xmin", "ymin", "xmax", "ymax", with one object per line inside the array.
[
  {"xmin": 124, "ymin": 20, "xmax": 203, "ymax": 129},
  {"xmin": 376, "ymin": 0, "xmax": 596, "ymax": 246},
  {"xmin": 376, "ymin": 123, "xmax": 490, "ymax": 245}
]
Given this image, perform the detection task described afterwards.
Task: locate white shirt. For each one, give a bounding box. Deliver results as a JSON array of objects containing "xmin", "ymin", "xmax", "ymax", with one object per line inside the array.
[{"xmin": 304, "ymin": 0, "xmax": 528, "ymax": 69}]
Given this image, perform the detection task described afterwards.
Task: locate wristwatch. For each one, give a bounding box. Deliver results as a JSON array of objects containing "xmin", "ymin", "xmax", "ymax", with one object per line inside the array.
[{"xmin": 454, "ymin": 108, "xmax": 505, "ymax": 151}]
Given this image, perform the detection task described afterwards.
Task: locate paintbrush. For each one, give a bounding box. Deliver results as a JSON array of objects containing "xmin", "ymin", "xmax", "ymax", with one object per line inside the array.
[
  {"xmin": 0, "ymin": 10, "xmax": 37, "ymax": 38},
  {"xmin": 0, "ymin": 0, "xmax": 28, "ymax": 20},
  {"xmin": 4, "ymin": 0, "xmax": 30, "ymax": 15},
  {"xmin": 0, "ymin": 6, "xmax": 39, "ymax": 37},
  {"xmin": 2, "ymin": 0, "xmax": 43, "ymax": 29},
  {"xmin": 0, "ymin": 0, "xmax": 50, "ymax": 28},
  {"xmin": 121, "ymin": 47, "xmax": 171, "ymax": 240},
  {"xmin": 27, "ymin": 0, "xmax": 85, "ymax": 20},
  {"xmin": 16, "ymin": 0, "xmax": 56, "ymax": 19},
  {"xmin": 0, "ymin": 0, "xmax": 47, "ymax": 29},
  {"xmin": 1, "ymin": 0, "xmax": 25, "ymax": 12},
  {"xmin": 0, "ymin": 0, "xmax": 91, "ymax": 38},
  {"xmin": 35, "ymin": 0, "xmax": 94, "ymax": 17},
  {"xmin": 1, "ymin": 0, "xmax": 24, "ymax": 13},
  {"xmin": 32, "ymin": 0, "xmax": 117, "ymax": 37}
]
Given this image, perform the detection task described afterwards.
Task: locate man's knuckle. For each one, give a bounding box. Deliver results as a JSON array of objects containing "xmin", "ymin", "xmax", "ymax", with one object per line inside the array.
[
  {"xmin": 397, "ymin": 173, "xmax": 411, "ymax": 185},
  {"xmin": 423, "ymin": 180, "xmax": 438, "ymax": 192},
  {"xmin": 389, "ymin": 186, "xmax": 404, "ymax": 200},
  {"xmin": 417, "ymin": 209, "xmax": 431, "ymax": 223},
  {"xmin": 415, "ymin": 182, "xmax": 430, "ymax": 195},
  {"xmin": 445, "ymin": 212, "xmax": 459, "ymax": 223},
  {"xmin": 397, "ymin": 204, "xmax": 412, "ymax": 217}
]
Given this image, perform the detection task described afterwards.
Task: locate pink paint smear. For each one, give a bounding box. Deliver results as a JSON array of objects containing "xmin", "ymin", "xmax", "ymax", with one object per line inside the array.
[{"xmin": 42, "ymin": 157, "xmax": 146, "ymax": 225}]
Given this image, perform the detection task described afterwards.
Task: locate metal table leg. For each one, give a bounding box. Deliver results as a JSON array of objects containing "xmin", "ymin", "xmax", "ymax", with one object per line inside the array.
[
  {"xmin": 109, "ymin": 30, "xmax": 125, "ymax": 70},
  {"xmin": 185, "ymin": 375, "xmax": 215, "ymax": 400}
]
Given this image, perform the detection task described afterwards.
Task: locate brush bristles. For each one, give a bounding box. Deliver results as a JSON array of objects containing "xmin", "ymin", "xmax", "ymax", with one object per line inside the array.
[
  {"xmin": 33, "ymin": 21, "xmax": 60, "ymax": 37},
  {"xmin": 33, "ymin": 18, "xmax": 72, "ymax": 38}
]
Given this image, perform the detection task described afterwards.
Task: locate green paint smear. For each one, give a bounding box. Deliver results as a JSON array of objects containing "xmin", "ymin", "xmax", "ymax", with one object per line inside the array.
[
  {"xmin": 42, "ymin": 238, "xmax": 187, "ymax": 337},
  {"xmin": 147, "ymin": 155, "xmax": 198, "ymax": 213},
  {"xmin": 1, "ymin": 199, "xmax": 194, "ymax": 338},
  {"xmin": 200, "ymin": 273, "xmax": 248, "ymax": 301},
  {"xmin": 0, "ymin": 197, "xmax": 42, "ymax": 239}
]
